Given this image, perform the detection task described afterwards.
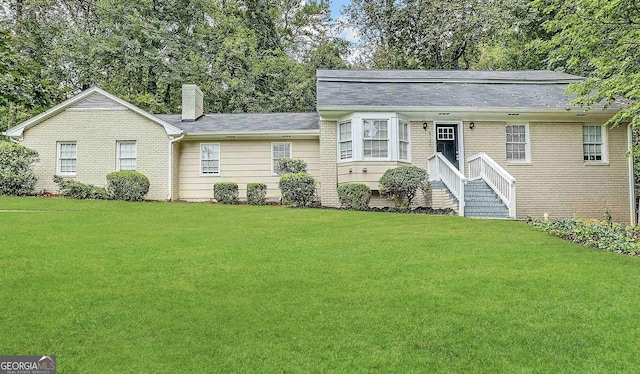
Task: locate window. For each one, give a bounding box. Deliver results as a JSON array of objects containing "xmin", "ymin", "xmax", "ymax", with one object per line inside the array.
[
  {"xmin": 200, "ymin": 143, "xmax": 220, "ymax": 175},
  {"xmin": 398, "ymin": 121, "xmax": 410, "ymax": 161},
  {"xmin": 506, "ymin": 125, "xmax": 528, "ymax": 162},
  {"xmin": 338, "ymin": 121, "xmax": 353, "ymax": 160},
  {"xmin": 117, "ymin": 141, "xmax": 137, "ymax": 171},
  {"xmin": 272, "ymin": 142, "xmax": 292, "ymax": 175},
  {"xmin": 583, "ymin": 125, "xmax": 603, "ymax": 161},
  {"xmin": 58, "ymin": 142, "xmax": 77, "ymax": 174},
  {"xmin": 363, "ymin": 119, "xmax": 388, "ymax": 158},
  {"xmin": 437, "ymin": 127, "xmax": 455, "ymax": 140}
]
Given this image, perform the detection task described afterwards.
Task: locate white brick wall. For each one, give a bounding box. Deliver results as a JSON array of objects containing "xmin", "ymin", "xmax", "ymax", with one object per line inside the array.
[{"xmin": 22, "ymin": 109, "xmax": 171, "ymax": 200}]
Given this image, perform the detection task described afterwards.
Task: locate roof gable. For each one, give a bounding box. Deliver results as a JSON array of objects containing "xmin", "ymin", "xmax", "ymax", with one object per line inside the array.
[
  {"xmin": 68, "ymin": 92, "xmax": 128, "ymax": 110},
  {"xmin": 4, "ymin": 87, "xmax": 183, "ymax": 137}
]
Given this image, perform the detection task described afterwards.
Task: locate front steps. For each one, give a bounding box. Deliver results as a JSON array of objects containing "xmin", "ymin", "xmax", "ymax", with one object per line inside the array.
[
  {"xmin": 431, "ymin": 181, "xmax": 459, "ymax": 212},
  {"xmin": 431, "ymin": 179, "xmax": 511, "ymax": 219},
  {"xmin": 464, "ymin": 179, "xmax": 510, "ymax": 218}
]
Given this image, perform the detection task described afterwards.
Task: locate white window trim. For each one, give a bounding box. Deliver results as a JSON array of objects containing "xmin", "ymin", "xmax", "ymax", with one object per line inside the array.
[
  {"xmin": 398, "ymin": 119, "xmax": 411, "ymax": 162},
  {"xmin": 200, "ymin": 143, "xmax": 221, "ymax": 177},
  {"xmin": 117, "ymin": 141, "xmax": 137, "ymax": 171},
  {"xmin": 506, "ymin": 123, "xmax": 531, "ymax": 164},
  {"xmin": 337, "ymin": 120, "xmax": 353, "ymax": 161},
  {"xmin": 271, "ymin": 142, "xmax": 292, "ymax": 175},
  {"xmin": 57, "ymin": 141, "xmax": 77, "ymax": 175},
  {"xmin": 583, "ymin": 124, "xmax": 608, "ymax": 164}
]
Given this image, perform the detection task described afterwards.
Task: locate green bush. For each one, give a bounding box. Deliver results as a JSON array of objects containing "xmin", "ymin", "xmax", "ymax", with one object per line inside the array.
[
  {"xmin": 278, "ymin": 172, "xmax": 316, "ymax": 207},
  {"xmin": 276, "ymin": 158, "xmax": 307, "ymax": 174},
  {"xmin": 106, "ymin": 171, "xmax": 150, "ymax": 201},
  {"xmin": 214, "ymin": 182, "xmax": 239, "ymax": 204},
  {"xmin": 528, "ymin": 217, "xmax": 640, "ymax": 256},
  {"xmin": 379, "ymin": 166, "xmax": 430, "ymax": 212},
  {"xmin": 338, "ymin": 183, "xmax": 371, "ymax": 211},
  {"xmin": 247, "ymin": 183, "xmax": 267, "ymax": 205},
  {"xmin": 53, "ymin": 175, "xmax": 109, "ymax": 200},
  {"xmin": 0, "ymin": 141, "xmax": 39, "ymax": 196}
]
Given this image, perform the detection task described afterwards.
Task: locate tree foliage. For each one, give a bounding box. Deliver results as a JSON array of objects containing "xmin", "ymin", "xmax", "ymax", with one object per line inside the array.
[
  {"xmin": 531, "ymin": 0, "xmax": 640, "ymax": 133},
  {"xmin": 379, "ymin": 166, "xmax": 430, "ymax": 212},
  {"xmin": 344, "ymin": 0, "xmax": 514, "ymax": 69},
  {"xmin": 0, "ymin": 0, "xmax": 346, "ymax": 122},
  {"xmin": 0, "ymin": 141, "xmax": 39, "ymax": 196}
]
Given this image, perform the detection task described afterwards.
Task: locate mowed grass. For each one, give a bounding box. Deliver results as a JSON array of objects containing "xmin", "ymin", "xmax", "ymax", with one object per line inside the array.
[{"xmin": 1, "ymin": 197, "xmax": 639, "ymax": 373}]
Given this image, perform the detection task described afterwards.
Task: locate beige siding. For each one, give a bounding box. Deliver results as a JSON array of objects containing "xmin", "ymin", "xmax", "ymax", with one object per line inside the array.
[
  {"xmin": 463, "ymin": 121, "xmax": 631, "ymax": 223},
  {"xmin": 178, "ymin": 139, "xmax": 320, "ymax": 202},
  {"xmin": 21, "ymin": 109, "xmax": 170, "ymax": 200}
]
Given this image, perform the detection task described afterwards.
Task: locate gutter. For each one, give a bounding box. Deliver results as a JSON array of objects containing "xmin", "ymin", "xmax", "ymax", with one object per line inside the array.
[{"xmin": 167, "ymin": 133, "xmax": 186, "ymax": 201}]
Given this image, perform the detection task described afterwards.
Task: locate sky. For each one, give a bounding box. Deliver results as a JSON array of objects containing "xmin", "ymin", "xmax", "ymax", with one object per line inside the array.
[
  {"xmin": 330, "ymin": 0, "xmax": 360, "ymax": 43},
  {"xmin": 330, "ymin": 0, "xmax": 350, "ymax": 20}
]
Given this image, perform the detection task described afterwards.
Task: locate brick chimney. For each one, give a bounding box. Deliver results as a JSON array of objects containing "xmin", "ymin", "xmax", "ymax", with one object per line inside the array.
[{"xmin": 181, "ymin": 84, "xmax": 204, "ymax": 121}]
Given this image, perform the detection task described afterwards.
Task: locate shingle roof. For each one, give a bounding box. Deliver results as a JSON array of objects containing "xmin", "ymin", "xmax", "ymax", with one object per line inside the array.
[
  {"xmin": 316, "ymin": 70, "xmax": 622, "ymax": 110},
  {"xmin": 156, "ymin": 112, "xmax": 319, "ymax": 134}
]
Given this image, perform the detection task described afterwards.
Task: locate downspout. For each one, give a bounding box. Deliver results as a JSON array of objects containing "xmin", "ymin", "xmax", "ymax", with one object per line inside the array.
[
  {"xmin": 167, "ymin": 133, "xmax": 185, "ymax": 201},
  {"xmin": 8, "ymin": 136, "xmax": 22, "ymax": 144}
]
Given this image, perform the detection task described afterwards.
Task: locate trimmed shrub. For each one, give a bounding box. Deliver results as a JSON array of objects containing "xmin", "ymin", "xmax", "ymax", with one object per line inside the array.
[
  {"xmin": 247, "ymin": 183, "xmax": 267, "ymax": 205},
  {"xmin": 528, "ymin": 217, "xmax": 640, "ymax": 256},
  {"xmin": 213, "ymin": 182, "xmax": 239, "ymax": 204},
  {"xmin": 338, "ymin": 183, "xmax": 371, "ymax": 211},
  {"xmin": 276, "ymin": 158, "xmax": 307, "ymax": 174},
  {"xmin": 279, "ymin": 172, "xmax": 316, "ymax": 207},
  {"xmin": 53, "ymin": 175, "xmax": 109, "ymax": 200},
  {"xmin": 0, "ymin": 141, "xmax": 39, "ymax": 196},
  {"xmin": 379, "ymin": 166, "xmax": 431, "ymax": 212},
  {"xmin": 106, "ymin": 171, "xmax": 150, "ymax": 201}
]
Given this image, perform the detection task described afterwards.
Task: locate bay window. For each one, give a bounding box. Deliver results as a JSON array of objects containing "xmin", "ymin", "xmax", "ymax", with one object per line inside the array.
[{"xmin": 337, "ymin": 115, "xmax": 410, "ymax": 162}]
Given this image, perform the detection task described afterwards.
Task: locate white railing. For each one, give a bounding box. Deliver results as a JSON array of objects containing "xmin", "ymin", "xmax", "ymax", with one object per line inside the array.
[
  {"xmin": 427, "ymin": 153, "xmax": 466, "ymax": 216},
  {"xmin": 467, "ymin": 152, "xmax": 517, "ymax": 218}
]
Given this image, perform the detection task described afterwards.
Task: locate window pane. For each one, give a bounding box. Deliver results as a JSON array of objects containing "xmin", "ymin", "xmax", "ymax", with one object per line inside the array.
[
  {"xmin": 118, "ymin": 142, "xmax": 137, "ymax": 171},
  {"xmin": 272, "ymin": 143, "xmax": 292, "ymax": 174},
  {"xmin": 363, "ymin": 120, "xmax": 388, "ymax": 140},
  {"xmin": 119, "ymin": 159, "xmax": 136, "ymax": 171},
  {"xmin": 58, "ymin": 142, "xmax": 77, "ymax": 173},
  {"xmin": 363, "ymin": 140, "xmax": 388, "ymax": 158},
  {"xmin": 583, "ymin": 126, "xmax": 603, "ymax": 161},
  {"xmin": 339, "ymin": 122, "xmax": 351, "ymax": 141},
  {"xmin": 201, "ymin": 144, "xmax": 220, "ymax": 174},
  {"xmin": 506, "ymin": 125, "xmax": 527, "ymax": 161},
  {"xmin": 340, "ymin": 141, "xmax": 352, "ymax": 159},
  {"xmin": 363, "ymin": 120, "xmax": 388, "ymax": 158}
]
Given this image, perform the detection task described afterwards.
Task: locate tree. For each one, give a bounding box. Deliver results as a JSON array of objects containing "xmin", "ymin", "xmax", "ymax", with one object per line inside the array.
[
  {"xmin": 0, "ymin": 29, "xmax": 63, "ymax": 133},
  {"xmin": 531, "ymin": 0, "xmax": 640, "ymax": 131},
  {"xmin": 1, "ymin": 0, "xmax": 345, "ymax": 116},
  {"xmin": 344, "ymin": 0, "xmax": 512, "ymax": 69}
]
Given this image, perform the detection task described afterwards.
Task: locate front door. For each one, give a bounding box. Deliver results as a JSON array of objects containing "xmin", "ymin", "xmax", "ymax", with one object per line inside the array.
[{"xmin": 436, "ymin": 124, "xmax": 459, "ymax": 169}]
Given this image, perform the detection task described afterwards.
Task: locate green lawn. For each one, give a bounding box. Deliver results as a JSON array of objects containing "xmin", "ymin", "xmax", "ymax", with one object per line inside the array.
[{"xmin": 1, "ymin": 197, "xmax": 639, "ymax": 373}]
